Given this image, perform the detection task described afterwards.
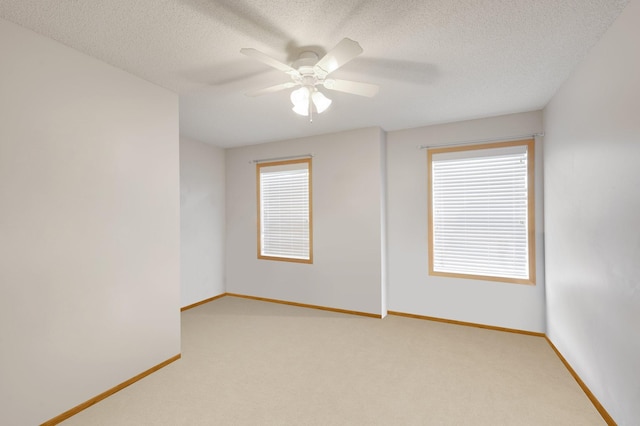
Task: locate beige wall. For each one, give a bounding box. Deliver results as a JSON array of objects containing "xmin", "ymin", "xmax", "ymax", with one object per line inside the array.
[{"xmin": 0, "ymin": 18, "xmax": 180, "ymax": 425}]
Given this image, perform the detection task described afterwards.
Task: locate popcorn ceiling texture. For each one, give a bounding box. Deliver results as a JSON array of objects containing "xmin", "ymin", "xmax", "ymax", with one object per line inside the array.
[{"xmin": 0, "ymin": 0, "xmax": 629, "ymax": 146}]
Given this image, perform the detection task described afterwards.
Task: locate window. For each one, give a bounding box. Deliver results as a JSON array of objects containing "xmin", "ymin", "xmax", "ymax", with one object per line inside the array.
[
  {"xmin": 428, "ymin": 139, "xmax": 535, "ymax": 284},
  {"xmin": 257, "ymin": 158, "xmax": 312, "ymax": 263}
]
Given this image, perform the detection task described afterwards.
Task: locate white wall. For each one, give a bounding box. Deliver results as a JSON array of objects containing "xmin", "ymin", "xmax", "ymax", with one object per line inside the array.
[
  {"xmin": 180, "ymin": 137, "xmax": 226, "ymax": 306},
  {"xmin": 225, "ymin": 127, "xmax": 386, "ymax": 315},
  {"xmin": 543, "ymin": 0, "xmax": 640, "ymax": 424},
  {"xmin": 0, "ymin": 19, "xmax": 180, "ymax": 425},
  {"xmin": 379, "ymin": 131, "xmax": 388, "ymax": 317},
  {"xmin": 386, "ymin": 111, "xmax": 546, "ymax": 332}
]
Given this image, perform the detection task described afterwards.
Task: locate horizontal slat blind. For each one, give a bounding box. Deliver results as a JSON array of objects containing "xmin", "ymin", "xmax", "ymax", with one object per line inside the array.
[
  {"xmin": 431, "ymin": 145, "xmax": 529, "ymax": 280},
  {"xmin": 259, "ymin": 161, "xmax": 310, "ymax": 260}
]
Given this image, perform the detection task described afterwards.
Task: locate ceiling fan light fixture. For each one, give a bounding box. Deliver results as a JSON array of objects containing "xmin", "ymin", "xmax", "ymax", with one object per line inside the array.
[
  {"xmin": 290, "ymin": 86, "xmax": 332, "ymax": 117},
  {"xmin": 312, "ymin": 90, "xmax": 332, "ymax": 113},
  {"xmin": 242, "ymin": 38, "xmax": 378, "ymax": 121},
  {"xmin": 292, "ymin": 103, "xmax": 309, "ymax": 116},
  {"xmin": 291, "ymin": 86, "xmax": 310, "ymax": 116}
]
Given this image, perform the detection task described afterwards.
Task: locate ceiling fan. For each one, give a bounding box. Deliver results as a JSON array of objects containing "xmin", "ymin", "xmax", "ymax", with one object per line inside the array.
[{"xmin": 240, "ymin": 38, "xmax": 379, "ymax": 121}]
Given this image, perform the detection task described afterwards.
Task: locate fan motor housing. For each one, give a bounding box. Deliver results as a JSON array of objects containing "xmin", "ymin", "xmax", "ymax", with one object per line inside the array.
[{"xmin": 293, "ymin": 51, "xmax": 320, "ymax": 72}]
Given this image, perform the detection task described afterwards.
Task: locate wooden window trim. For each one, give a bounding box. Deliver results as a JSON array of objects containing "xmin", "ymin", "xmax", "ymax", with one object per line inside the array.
[
  {"xmin": 427, "ymin": 139, "xmax": 535, "ymax": 285},
  {"xmin": 256, "ymin": 158, "xmax": 313, "ymax": 264}
]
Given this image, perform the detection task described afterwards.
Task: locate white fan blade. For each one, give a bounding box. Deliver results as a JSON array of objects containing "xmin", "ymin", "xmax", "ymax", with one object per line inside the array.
[
  {"xmin": 245, "ymin": 82, "xmax": 298, "ymax": 97},
  {"xmin": 240, "ymin": 48, "xmax": 300, "ymax": 77},
  {"xmin": 314, "ymin": 38, "xmax": 363, "ymax": 76},
  {"xmin": 323, "ymin": 79, "xmax": 379, "ymax": 97}
]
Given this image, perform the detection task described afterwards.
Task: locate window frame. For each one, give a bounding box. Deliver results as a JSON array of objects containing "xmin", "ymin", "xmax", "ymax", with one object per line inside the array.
[
  {"xmin": 256, "ymin": 158, "xmax": 313, "ymax": 264},
  {"xmin": 427, "ymin": 139, "xmax": 536, "ymax": 285}
]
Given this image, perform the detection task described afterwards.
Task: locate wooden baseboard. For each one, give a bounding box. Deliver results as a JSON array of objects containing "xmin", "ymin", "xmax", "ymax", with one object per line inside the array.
[
  {"xmin": 181, "ymin": 293, "xmax": 226, "ymax": 311},
  {"xmin": 225, "ymin": 292, "xmax": 382, "ymax": 318},
  {"xmin": 41, "ymin": 354, "xmax": 181, "ymax": 426},
  {"xmin": 544, "ymin": 337, "xmax": 616, "ymax": 425},
  {"xmin": 387, "ymin": 310, "xmax": 545, "ymax": 337}
]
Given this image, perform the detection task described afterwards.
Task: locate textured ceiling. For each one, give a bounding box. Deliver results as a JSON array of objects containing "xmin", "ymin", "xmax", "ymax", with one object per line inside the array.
[{"xmin": 0, "ymin": 0, "xmax": 629, "ymax": 147}]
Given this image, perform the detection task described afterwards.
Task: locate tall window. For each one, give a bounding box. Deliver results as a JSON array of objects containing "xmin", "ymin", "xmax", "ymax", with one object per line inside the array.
[
  {"xmin": 257, "ymin": 158, "xmax": 312, "ymax": 263},
  {"xmin": 428, "ymin": 139, "xmax": 535, "ymax": 284}
]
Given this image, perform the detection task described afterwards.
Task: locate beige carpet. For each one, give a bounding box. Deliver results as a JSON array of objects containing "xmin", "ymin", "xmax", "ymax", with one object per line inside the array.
[{"xmin": 62, "ymin": 296, "xmax": 605, "ymax": 425}]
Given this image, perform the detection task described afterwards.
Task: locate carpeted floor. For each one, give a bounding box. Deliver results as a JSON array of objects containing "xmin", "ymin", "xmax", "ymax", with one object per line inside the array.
[{"xmin": 62, "ymin": 296, "xmax": 605, "ymax": 425}]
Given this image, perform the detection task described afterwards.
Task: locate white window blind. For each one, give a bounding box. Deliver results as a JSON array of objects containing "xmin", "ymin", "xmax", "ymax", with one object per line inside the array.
[
  {"xmin": 430, "ymin": 142, "xmax": 532, "ymax": 281},
  {"xmin": 258, "ymin": 159, "xmax": 311, "ymax": 262}
]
